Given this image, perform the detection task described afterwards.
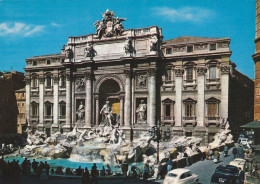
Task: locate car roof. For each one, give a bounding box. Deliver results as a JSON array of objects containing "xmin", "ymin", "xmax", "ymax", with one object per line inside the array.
[{"xmin": 168, "ymin": 168, "xmax": 191, "ymax": 175}]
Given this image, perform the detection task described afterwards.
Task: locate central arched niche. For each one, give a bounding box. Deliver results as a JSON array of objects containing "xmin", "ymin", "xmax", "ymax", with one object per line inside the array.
[{"xmin": 98, "ymin": 79, "xmax": 121, "ymax": 125}]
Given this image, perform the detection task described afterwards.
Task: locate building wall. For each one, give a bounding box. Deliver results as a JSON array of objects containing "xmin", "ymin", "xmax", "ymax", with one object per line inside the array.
[
  {"xmin": 24, "ymin": 12, "xmax": 254, "ymax": 144},
  {"xmin": 0, "ymin": 71, "xmax": 25, "ymax": 135},
  {"xmin": 15, "ymin": 89, "xmax": 26, "ymax": 134}
]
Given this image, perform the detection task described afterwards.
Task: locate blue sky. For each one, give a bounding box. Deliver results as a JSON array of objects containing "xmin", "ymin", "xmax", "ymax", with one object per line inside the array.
[{"xmin": 0, "ymin": 0, "xmax": 255, "ymax": 79}]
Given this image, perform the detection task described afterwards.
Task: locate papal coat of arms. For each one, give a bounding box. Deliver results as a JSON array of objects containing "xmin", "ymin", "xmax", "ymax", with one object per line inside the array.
[{"xmin": 94, "ymin": 9, "xmax": 126, "ymax": 39}]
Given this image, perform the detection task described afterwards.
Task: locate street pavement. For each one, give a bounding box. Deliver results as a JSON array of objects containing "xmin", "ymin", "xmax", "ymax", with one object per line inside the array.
[{"xmin": 0, "ymin": 149, "xmax": 234, "ymax": 184}]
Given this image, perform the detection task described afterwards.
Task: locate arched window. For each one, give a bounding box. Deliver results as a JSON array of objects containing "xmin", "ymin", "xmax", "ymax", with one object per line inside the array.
[
  {"xmin": 44, "ymin": 101, "xmax": 53, "ymax": 116},
  {"xmin": 59, "ymin": 101, "xmax": 66, "ymax": 117},
  {"xmin": 45, "ymin": 73, "xmax": 52, "ymax": 88},
  {"xmin": 59, "ymin": 73, "xmax": 66, "ymax": 88},
  {"xmin": 31, "ymin": 74, "xmax": 38, "ymax": 88},
  {"xmin": 31, "ymin": 101, "xmax": 39, "ymax": 117}
]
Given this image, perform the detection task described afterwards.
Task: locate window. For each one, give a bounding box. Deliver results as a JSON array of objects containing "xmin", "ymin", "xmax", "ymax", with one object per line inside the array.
[
  {"xmin": 210, "ymin": 44, "xmax": 216, "ymax": 51},
  {"xmin": 186, "ymin": 67, "xmax": 193, "ymax": 82},
  {"xmin": 162, "ymin": 98, "xmax": 174, "ymax": 121},
  {"xmin": 60, "ymin": 75, "xmax": 66, "ymax": 87},
  {"xmin": 206, "ymin": 97, "xmax": 220, "ymax": 118},
  {"xmin": 31, "ymin": 102, "xmax": 38, "ymax": 116},
  {"xmin": 209, "ymin": 66, "xmax": 216, "ymax": 79},
  {"xmin": 59, "ymin": 102, "xmax": 66, "ymax": 116},
  {"xmin": 165, "ymin": 104, "xmax": 171, "ymax": 117},
  {"xmin": 18, "ymin": 103, "xmax": 20, "ymax": 107},
  {"xmin": 22, "ymin": 103, "xmax": 24, "ymax": 107},
  {"xmin": 31, "ymin": 77, "xmax": 38, "ymax": 88},
  {"xmin": 187, "ymin": 46, "xmax": 193, "ymax": 53},
  {"xmin": 46, "ymin": 76, "xmax": 52, "ymax": 87},
  {"xmin": 47, "ymin": 60, "xmax": 51, "ymax": 65},
  {"xmin": 208, "ymin": 103, "xmax": 217, "ymax": 117},
  {"xmin": 166, "ymin": 48, "xmax": 172, "ymax": 55},
  {"xmin": 184, "ymin": 98, "xmax": 196, "ymax": 117},
  {"xmin": 165, "ymin": 69, "xmax": 172, "ymax": 82},
  {"xmin": 33, "ymin": 61, "xmax": 37, "ymax": 66},
  {"xmin": 45, "ymin": 102, "xmax": 52, "ymax": 116},
  {"xmin": 185, "ymin": 132, "xmax": 192, "ymax": 137}
]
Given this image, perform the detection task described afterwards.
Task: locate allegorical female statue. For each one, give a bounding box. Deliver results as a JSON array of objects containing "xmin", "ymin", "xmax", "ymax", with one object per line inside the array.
[
  {"xmin": 77, "ymin": 101, "xmax": 85, "ymax": 122},
  {"xmin": 136, "ymin": 100, "xmax": 147, "ymax": 123}
]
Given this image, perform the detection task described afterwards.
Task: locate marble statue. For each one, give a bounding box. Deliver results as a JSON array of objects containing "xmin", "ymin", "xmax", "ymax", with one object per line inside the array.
[
  {"xmin": 100, "ymin": 101, "xmax": 114, "ymax": 126},
  {"xmin": 150, "ymin": 35, "xmax": 158, "ymax": 51},
  {"xmin": 75, "ymin": 78, "xmax": 85, "ymax": 91},
  {"xmin": 136, "ymin": 100, "xmax": 147, "ymax": 123},
  {"xmin": 65, "ymin": 46, "xmax": 73, "ymax": 59},
  {"xmin": 94, "ymin": 9, "xmax": 126, "ymax": 38},
  {"xmin": 84, "ymin": 42, "xmax": 95, "ymax": 58},
  {"xmin": 77, "ymin": 101, "xmax": 85, "ymax": 122}
]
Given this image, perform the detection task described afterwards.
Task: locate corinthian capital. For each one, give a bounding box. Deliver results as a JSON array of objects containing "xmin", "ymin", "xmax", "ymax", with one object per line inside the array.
[
  {"xmin": 196, "ymin": 67, "xmax": 207, "ymax": 76},
  {"xmin": 220, "ymin": 65, "xmax": 230, "ymax": 74},
  {"xmin": 174, "ymin": 68, "xmax": 184, "ymax": 77}
]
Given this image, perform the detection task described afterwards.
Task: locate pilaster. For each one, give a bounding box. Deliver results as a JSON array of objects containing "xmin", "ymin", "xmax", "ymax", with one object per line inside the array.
[
  {"xmin": 174, "ymin": 68, "xmax": 184, "ymax": 127},
  {"xmin": 25, "ymin": 77, "xmax": 31, "ymax": 127},
  {"xmin": 64, "ymin": 73, "xmax": 72, "ymax": 130},
  {"xmin": 196, "ymin": 67, "xmax": 207, "ymax": 127},
  {"xmin": 124, "ymin": 70, "xmax": 131, "ymax": 127},
  {"xmin": 52, "ymin": 75, "xmax": 59, "ymax": 131},
  {"xmin": 148, "ymin": 68, "xmax": 156, "ymax": 127},
  {"xmin": 85, "ymin": 72, "xmax": 92, "ymax": 127},
  {"xmin": 38, "ymin": 76, "xmax": 45, "ymax": 128},
  {"xmin": 220, "ymin": 65, "xmax": 230, "ymax": 119}
]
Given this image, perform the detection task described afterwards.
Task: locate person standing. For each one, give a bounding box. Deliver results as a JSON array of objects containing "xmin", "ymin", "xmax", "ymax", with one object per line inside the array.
[
  {"xmin": 81, "ymin": 167, "xmax": 90, "ymax": 184},
  {"xmin": 143, "ymin": 162, "xmax": 149, "ymax": 180},
  {"xmin": 237, "ymin": 145, "xmax": 244, "ymax": 159},
  {"xmin": 238, "ymin": 167, "xmax": 244, "ymax": 184},
  {"xmin": 167, "ymin": 158, "xmax": 173, "ymax": 172},
  {"xmin": 232, "ymin": 145, "xmax": 238, "ymax": 158},
  {"xmin": 91, "ymin": 163, "xmax": 98, "ymax": 184},
  {"xmin": 121, "ymin": 161, "xmax": 128, "ymax": 181}
]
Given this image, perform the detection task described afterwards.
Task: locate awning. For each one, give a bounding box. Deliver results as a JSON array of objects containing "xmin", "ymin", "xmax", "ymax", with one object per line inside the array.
[{"xmin": 240, "ymin": 121, "xmax": 260, "ymax": 129}]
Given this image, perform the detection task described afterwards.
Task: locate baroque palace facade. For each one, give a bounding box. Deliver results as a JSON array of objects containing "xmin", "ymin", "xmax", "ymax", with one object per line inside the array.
[{"xmin": 25, "ymin": 10, "xmax": 253, "ymax": 143}]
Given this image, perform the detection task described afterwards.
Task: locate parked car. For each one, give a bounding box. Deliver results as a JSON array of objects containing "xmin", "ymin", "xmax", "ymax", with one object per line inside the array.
[
  {"xmin": 163, "ymin": 168, "xmax": 199, "ymax": 184},
  {"xmin": 211, "ymin": 165, "xmax": 238, "ymax": 184},
  {"xmin": 229, "ymin": 158, "xmax": 246, "ymax": 171}
]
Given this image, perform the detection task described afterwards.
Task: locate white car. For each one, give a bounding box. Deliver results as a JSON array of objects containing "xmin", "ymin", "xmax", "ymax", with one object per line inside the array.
[
  {"xmin": 163, "ymin": 168, "xmax": 199, "ymax": 184},
  {"xmin": 229, "ymin": 158, "xmax": 246, "ymax": 170}
]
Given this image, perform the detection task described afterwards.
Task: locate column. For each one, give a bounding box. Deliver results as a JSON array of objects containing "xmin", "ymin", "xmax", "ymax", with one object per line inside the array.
[
  {"xmin": 85, "ymin": 72, "xmax": 92, "ymax": 127},
  {"xmin": 220, "ymin": 65, "xmax": 230, "ymax": 119},
  {"xmin": 64, "ymin": 74, "xmax": 72, "ymax": 129},
  {"xmin": 196, "ymin": 67, "xmax": 207, "ymax": 127},
  {"xmin": 124, "ymin": 70, "xmax": 131, "ymax": 127},
  {"xmin": 25, "ymin": 77, "xmax": 31, "ymax": 127},
  {"xmin": 52, "ymin": 75, "xmax": 59, "ymax": 129},
  {"xmin": 38, "ymin": 76, "xmax": 45, "ymax": 127},
  {"xmin": 148, "ymin": 68, "xmax": 156, "ymax": 127},
  {"xmin": 95, "ymin": 96, "xmax": 99, "ymax": 126},
  {"xmin": 174, "ymin": 68, "xmax": 184, "ymax": 127},
  {"xmin": 120, "ymin": 95, "xmax": 124, "ymax": 126}
]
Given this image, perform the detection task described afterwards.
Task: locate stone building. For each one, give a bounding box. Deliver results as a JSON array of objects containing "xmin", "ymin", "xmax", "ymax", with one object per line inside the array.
[
  {"xmin": 25, "ymin": 10, "xmax": 253, "ymax": 143},
  {"xmin": 0, "ymin": 71, "xmax": 25, "ymax": 135},
  {"xmin": 254, "ymin": 0, "xmax": 260, "ymax": 120},
  {"xmin": 15, "ymin": 88, "xmax": 26, "ymax": 134}
]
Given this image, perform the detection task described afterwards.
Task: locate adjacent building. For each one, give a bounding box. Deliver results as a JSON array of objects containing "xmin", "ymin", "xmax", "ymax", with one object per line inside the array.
[
  {"xmin": 15, "ymin": 88, "xmax": 26, "ymax": 134},
  {"xmin": 25, "ymin": 10, "xmax": 253, "ymax": 143},
  {"xmin": 0, "ymin": 71, "xmax": 25, "ymax": 135}
]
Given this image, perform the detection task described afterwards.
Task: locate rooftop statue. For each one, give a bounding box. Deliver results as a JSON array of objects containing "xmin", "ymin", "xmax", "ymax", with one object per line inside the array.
[{"xmin": 94, "ymin": 9, "xmax": 126, "ymax": 39}]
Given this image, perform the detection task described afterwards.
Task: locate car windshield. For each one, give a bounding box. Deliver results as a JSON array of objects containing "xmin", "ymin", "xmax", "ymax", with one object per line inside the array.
[
  {"xmin": 215, "ymin": 170, "xmax": 235, "ymax": 176},
  {"xmin": 168, "ymin": 173, "xmax": 177, "ymax": 177}
]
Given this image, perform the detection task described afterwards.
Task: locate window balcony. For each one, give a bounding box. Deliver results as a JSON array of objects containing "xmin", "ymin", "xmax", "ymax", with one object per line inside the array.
[
  {"xmin": 44, "ymin": 115, "xmax": 53, "ymax": 119},
  {"xmin": 206, "ymin": 78, "xmax": 220, "ymax": 89},
  {"xmin": 162, "ymin": 80, "xmax": 175, "ymax": 90},
  {"xmin": 31, "ymin": 115, "xmax": 39, "ymax": 119},
  {"xmin": 183, "ymin": 79, "xmax": 197, "ymax": 90},
  {"xmin": 31, "ymin": 87, "xmax": 39, "ymax": 91},
  {"xmin": 205, "ymin": 116, "xmax": 220, "ymax": 127},
  {"xmin": 59, "ymin": 115, "xmax": 66, "ymax": 119},
  {"xmin": 161, "ymin": 116, "xmax": 175, "ymax": 126},
  {"xmin": 45, "ymin": 86, "xmax": 53, "ymax": 90},
  {"xmin": 183, "ymin": 116, "xmax": 197, "ymax": 127}
]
